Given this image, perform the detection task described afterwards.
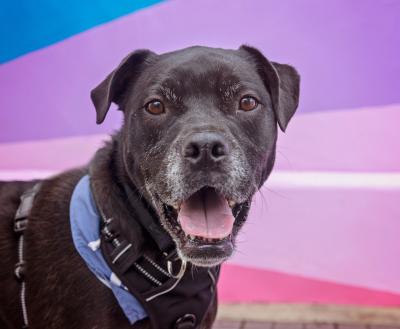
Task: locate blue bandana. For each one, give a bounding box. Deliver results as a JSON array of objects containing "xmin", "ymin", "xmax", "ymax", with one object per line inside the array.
[{"xmin": 69, "ymin": 175, "xmax": 148, "ymax": 324}]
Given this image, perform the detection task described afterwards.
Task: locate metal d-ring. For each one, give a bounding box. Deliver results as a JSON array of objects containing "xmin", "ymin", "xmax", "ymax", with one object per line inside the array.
[
  {"xmin": 167, "ymin": 259, "xmax": 187, "ymax": 279},
  {"xmin": 146, "ymin": 259, "xmax": 188, "ymax": 302}
]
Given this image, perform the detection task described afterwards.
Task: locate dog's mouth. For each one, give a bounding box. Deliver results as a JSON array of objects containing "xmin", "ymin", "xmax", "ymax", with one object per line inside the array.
[
  {"xmin": 177, "ymin": 186, "xmax": 236, "ymax": 239},
  {"xmin": 160, "ymin": 186, "xmax": 245, "ymax": 267}
]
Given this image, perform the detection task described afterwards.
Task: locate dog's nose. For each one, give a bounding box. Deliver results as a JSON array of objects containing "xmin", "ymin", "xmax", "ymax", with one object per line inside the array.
[{"xmin": 183, "ymin": 132, "xmax": 229, "ymax": 164}]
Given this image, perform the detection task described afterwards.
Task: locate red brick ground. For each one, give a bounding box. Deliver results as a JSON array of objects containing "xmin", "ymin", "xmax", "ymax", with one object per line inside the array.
[{"xmin": 213, "ymin": 321, "xmax": 400, "ymax": 329}]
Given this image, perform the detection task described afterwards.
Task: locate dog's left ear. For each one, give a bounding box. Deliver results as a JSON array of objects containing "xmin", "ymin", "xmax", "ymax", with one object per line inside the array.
[
  {"xmin": 239, "ymin": 45, "xmax": 300, "ymax": 132},
  {"xmin": 91, "ymin": 49, "xmax": 155, "ymax": 124}
]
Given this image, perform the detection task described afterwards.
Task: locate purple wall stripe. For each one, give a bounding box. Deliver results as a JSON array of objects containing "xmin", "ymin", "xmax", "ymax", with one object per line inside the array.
[
  {"xmin": 1, "ymin": 0, "xmax": 400, "ymax": 143},
  {"xmin": 1, "ymin": 104, "xmax": 399, "ymax": 172}
]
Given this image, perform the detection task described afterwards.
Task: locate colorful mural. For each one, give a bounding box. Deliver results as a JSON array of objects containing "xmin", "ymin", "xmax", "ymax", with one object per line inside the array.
[{"xmin": 1, "ymin": 0, "xmax": 399, "ymax": 306}]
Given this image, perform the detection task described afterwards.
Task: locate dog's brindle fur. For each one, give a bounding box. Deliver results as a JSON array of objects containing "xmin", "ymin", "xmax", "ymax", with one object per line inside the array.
[{"xmin": 0, "ymin": 45, "xmax": 299, "ymax": 328}]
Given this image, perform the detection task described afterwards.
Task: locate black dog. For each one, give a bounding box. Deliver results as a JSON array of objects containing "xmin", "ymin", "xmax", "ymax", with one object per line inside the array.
[{"xmin": 0, "ymin": 45, "xmax": 299, "ymax": 329}]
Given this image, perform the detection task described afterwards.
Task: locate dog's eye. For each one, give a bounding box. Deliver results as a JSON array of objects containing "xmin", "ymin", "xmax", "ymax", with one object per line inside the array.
[
  {"xmin": 145, "ymin": 100, "xmax": 165, "ymax": 115},
  {"xmin": 239, "ymin": 96, "xmax": 258, "ymax": 111}
]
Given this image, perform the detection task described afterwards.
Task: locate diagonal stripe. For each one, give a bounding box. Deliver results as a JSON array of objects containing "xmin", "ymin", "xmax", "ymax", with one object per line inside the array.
[
  {"xmin": 0, "ymin": 0, "xmax": 164, "ymax": 63},
  {"xmin": 267, "ymin": 171, "xmax": 400, "ymax": 190},
  {"xmin": 219, "ymin": 264, "xmax": 400, "ymax": 306},
  {"xmin": 1, "ymin": 1, "xmax": 400, "ymax": 142},
  {"xmin": 0, "ymin": 170, "xmax": 57, "ymax": 181},
  {"xmin": 2, "ymin": 169, "xmax": 400, "ymax": 191}
]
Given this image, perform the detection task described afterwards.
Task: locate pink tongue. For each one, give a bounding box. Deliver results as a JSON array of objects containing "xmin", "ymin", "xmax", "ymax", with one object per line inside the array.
[{"xmin": 177, "ymin": 188, "xmax": 234, "ymax": 239}]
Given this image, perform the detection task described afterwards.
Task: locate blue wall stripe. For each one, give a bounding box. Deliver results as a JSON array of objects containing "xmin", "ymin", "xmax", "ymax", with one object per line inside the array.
[{"xmin": 0, "ymin": 0, "xmax": 164, "ymax": 63}]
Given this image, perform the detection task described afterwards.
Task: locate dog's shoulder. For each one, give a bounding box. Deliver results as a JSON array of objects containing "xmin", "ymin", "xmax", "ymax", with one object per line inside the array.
[
  {"xmin": 26, "ymin": 167, "xmax": 88, "ymax": 247},
  {"xmin": 32, "ymin": 167, "xmax": 88, "ymax": 213},
  {"xmin": 0, "ymin": 180, "xmax": 37, "ymax": 220},
  {"xmin": 0, "ymin": 168, "xmax": 87, "ymax": 327}
]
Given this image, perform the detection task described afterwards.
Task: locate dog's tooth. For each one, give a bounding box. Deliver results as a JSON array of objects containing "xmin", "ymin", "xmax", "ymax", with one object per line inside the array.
[{"xmin": 228, "ymin": 200, "xmax": 236, "ymax": 208}]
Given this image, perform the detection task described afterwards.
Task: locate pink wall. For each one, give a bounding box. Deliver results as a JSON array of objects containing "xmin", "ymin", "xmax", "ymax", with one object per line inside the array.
[{"xmin": 1, "ymin": 0, "xmax": 400, "ymax": 307}]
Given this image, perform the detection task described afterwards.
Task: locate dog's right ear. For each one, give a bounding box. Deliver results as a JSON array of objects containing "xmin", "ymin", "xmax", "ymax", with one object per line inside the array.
[{"xmin": 91, "ymin": 49, "xmax": 155, "ymax": 124}]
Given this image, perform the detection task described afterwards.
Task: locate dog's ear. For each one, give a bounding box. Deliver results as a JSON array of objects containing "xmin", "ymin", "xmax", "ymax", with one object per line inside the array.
[
  {"xmin": 91, "ymin": 49, "xmax": 155, "ymax": 124},
  {"xmin": 239, "ymin": 45, "xmax": 300, "ymax": 132}
]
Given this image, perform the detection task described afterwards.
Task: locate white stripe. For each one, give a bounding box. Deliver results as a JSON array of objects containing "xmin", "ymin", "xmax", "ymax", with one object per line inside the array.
[
  {"xmin": 1, "ymin": 170, "xmax": 400, "ymax": 190},
  {"xmin": 267, "ymin": 171, "xmax": 400, "ymax": 190},
  {"xmin": 0, "ymin": 170, "xmax": 56, "ymax": 180},
  {"xmin": 112, "ymin": 243, "xmax": 132, "ymax": 264}
]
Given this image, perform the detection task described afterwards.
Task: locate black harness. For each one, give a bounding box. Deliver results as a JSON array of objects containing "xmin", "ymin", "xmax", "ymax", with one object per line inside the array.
[
  {"xmin": 14, "ymin": 181, "xmax": 219, "ymax": 329},
  {"xmin": 95, "ymin": 182, "xmax": 220, "ymax": 329},
  {"xmin": 14, "ymin": 183, "xmax": 42, "ymax": 329}
]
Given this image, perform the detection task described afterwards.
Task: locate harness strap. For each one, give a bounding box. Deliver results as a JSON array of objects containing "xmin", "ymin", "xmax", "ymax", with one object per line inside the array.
[
  {"xmin": 13, "ymin": 178, "xmax": 220, "ymax": 329},
  {"xmin": 121, "ymin": 182, "xmax": 175, "ymax": 254},
  {"xmin": 91, "ymin": 180, "xmax": 219, "ymax": 329},
  {"xmin": 100, "ymin": 223, "xmax": 219, "ymax": 329},
  {"xmin": 14, "ymin": 183, "xmax": 42, "ymax": 329}
]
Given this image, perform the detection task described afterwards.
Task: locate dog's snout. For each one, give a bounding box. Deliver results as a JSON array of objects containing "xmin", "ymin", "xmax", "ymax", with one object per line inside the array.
[{"xmin": 183, "ymin": 132, "xmax": 229, "ymax": 164}]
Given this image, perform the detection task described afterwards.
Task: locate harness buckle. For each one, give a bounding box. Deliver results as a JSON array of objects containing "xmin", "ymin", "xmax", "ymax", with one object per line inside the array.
[
  {"xmin": 14, "ymin": 218, "xmax": 28, "ymax": 233},
  {"xmin": 14, "ymin": 261, "xmax": 26, "ymax": 282}
]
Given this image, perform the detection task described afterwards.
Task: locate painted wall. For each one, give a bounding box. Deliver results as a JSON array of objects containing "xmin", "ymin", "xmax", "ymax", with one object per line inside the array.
[{"xmin": 1, "ymin": 0, "xmax": 400, "ymax": 306}]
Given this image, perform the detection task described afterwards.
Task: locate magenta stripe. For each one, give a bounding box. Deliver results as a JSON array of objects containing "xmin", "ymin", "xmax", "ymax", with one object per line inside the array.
[{"xmin": 219, "ymin": 264, "xmax": 400, "ymax": 306}]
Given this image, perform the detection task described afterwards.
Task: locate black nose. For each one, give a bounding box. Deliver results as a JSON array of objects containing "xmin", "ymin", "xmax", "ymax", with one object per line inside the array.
[{"xmin": 183, "ymin": 132, "xmax": 229, "ymax": 164}]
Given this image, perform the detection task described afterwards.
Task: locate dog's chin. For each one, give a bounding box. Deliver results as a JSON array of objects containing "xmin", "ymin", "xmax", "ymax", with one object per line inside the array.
[
  {"xmin": 157, "ymin": 185, "xmax": 246, "ymax": 267},
  {"xmin": 177, "ymin": 238, "xmax": 234, "ymax": 267}
]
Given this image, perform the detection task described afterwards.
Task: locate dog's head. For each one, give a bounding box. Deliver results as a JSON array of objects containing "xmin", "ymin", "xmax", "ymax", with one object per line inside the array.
[{"xmin": 91, "ymin": 46, "xmax": 300, "ymax": 267}]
